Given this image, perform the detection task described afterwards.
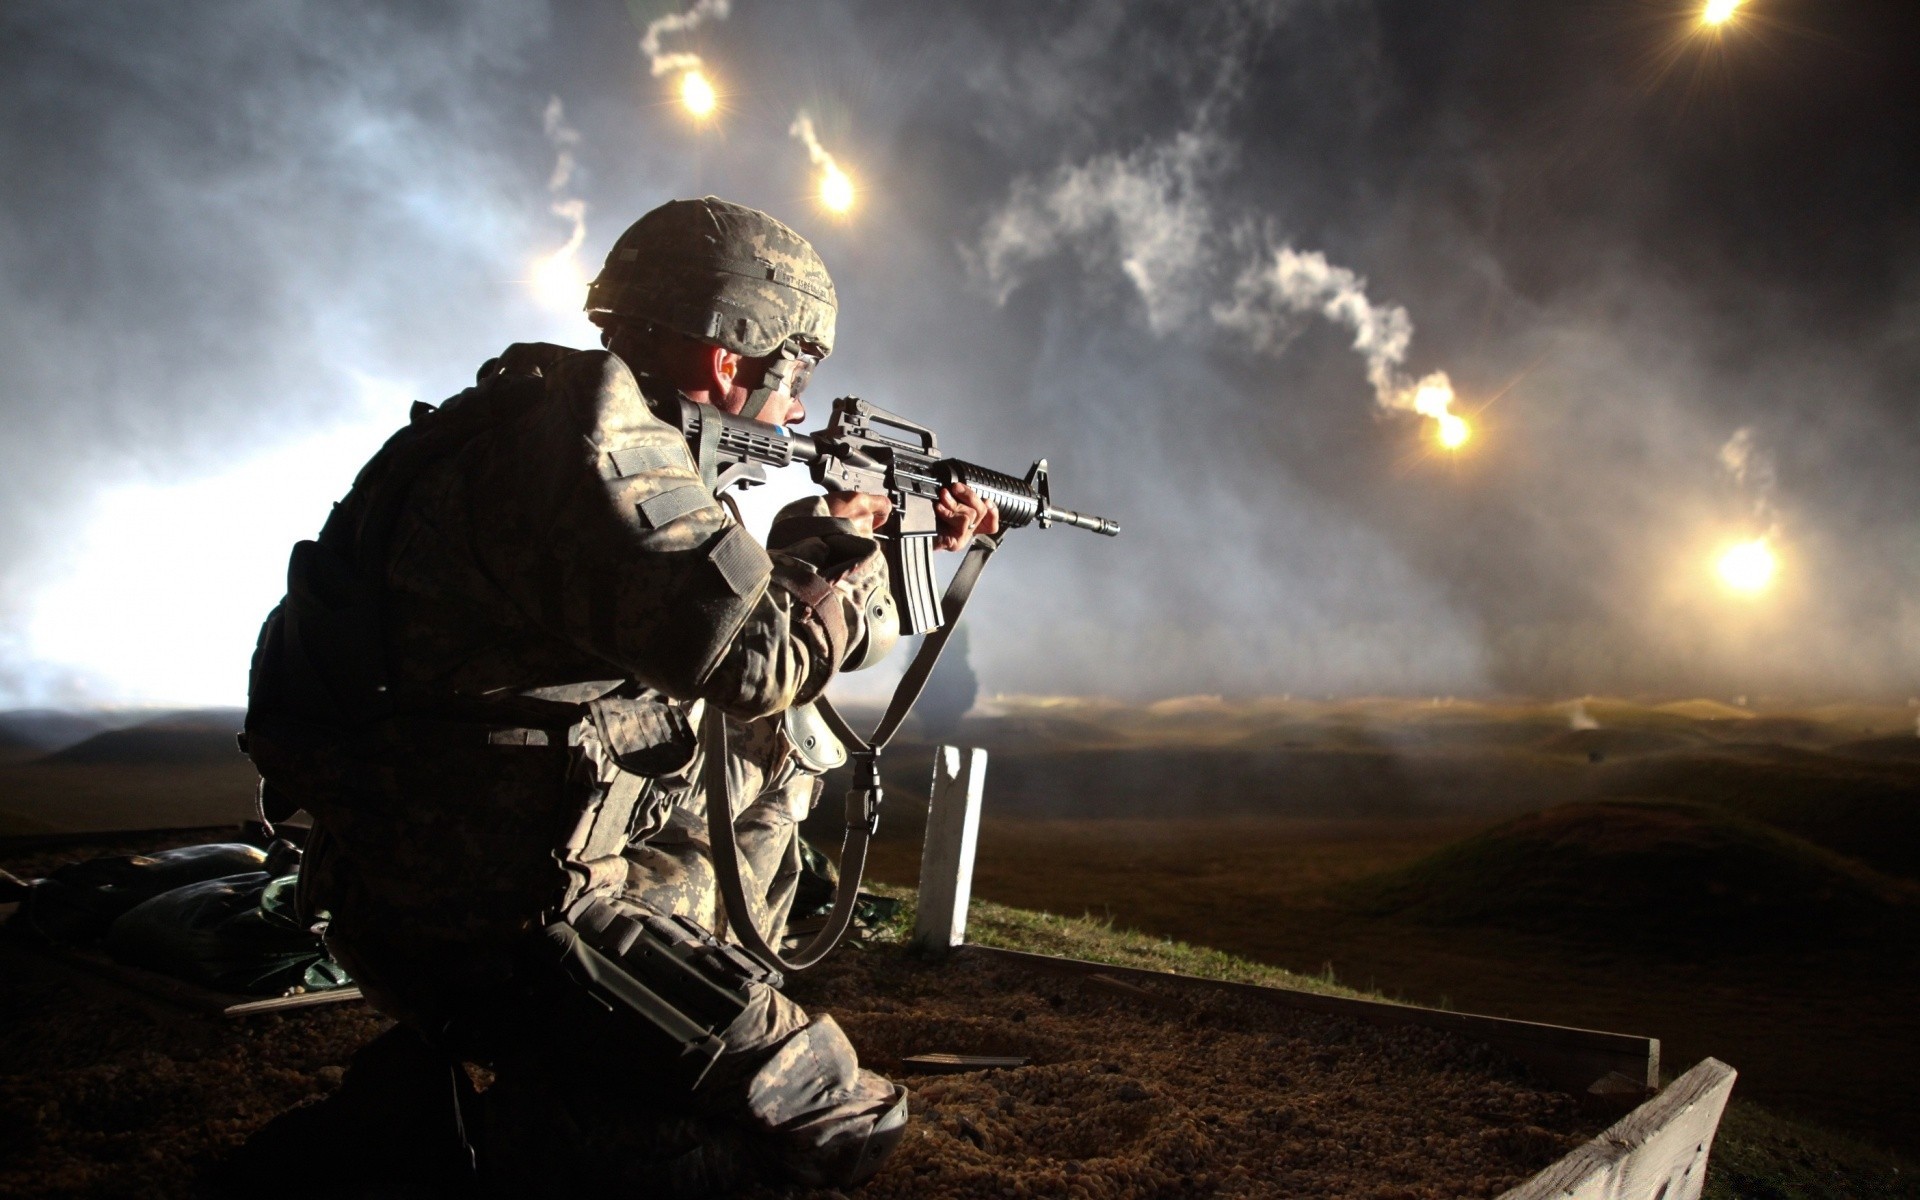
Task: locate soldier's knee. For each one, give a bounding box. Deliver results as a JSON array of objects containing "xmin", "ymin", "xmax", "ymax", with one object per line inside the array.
[{"xmin": 739, "ymin": 1013, "xmax": 910, "ymax": 1186}]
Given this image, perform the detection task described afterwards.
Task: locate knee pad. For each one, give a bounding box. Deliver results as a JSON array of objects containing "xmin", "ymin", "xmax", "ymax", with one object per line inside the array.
[{"xmin": 524, "ymin": 897, "xmax": 783, "ymax": 1091}]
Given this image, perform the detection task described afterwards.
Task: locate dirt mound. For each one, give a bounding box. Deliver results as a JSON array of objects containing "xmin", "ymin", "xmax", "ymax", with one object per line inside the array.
[
  {"xmin": 1344, "ymin": 799, "xmax": 1915, "ymax": 953},
  {"xmin": 1595, "ymin": 746, "xmax": 1920, "ymax": 881},
  {"xmin": 1535, "ymin": 726, "xmax": 1707, "ymax": 760},
  {"xmin": 45, "ymin": 711, "xmax": 246, "ymax": 766},
  {"xmin": 1833, "ymin": 735, "xmax": 1920, "ymax": 763}
]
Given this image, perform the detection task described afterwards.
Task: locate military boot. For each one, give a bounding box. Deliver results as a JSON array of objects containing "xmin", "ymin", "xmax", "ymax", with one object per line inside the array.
[{"xmin": 209, "ymin": 1024, "xmax": 478, "ymax": 1198}]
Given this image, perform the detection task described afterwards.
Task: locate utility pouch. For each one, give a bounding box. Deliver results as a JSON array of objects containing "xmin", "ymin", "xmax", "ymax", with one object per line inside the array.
[{"xmin": 527, "ymin": 897, "xmax": 782, "ymax": 1091}]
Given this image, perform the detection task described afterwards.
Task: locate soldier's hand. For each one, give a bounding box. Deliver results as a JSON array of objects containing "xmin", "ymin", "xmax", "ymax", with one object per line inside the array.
[
  {"xmin": 825, "ymin": 490, "xmax": 894, "ymax": 538},
  {"xmin": 935, "ymin": 481, "xmax": 999, "ymax": 551}
]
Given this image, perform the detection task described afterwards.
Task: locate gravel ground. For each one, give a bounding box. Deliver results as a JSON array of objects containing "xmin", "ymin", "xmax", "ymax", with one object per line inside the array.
[{"xmin": 1, "ymin": 835, "xmax": 1601, "ymax": 1198}]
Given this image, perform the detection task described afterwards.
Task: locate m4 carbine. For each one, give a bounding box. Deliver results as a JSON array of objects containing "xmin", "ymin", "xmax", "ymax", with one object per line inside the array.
[{"xmin": 667, "ymin": 395, "xmax": 1120, "ymax": 635}]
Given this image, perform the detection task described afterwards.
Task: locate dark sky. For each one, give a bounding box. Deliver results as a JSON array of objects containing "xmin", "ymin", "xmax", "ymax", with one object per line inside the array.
[{"xmin": 2, "ymin": 0, "xmax": 1916, "ymax": 705}]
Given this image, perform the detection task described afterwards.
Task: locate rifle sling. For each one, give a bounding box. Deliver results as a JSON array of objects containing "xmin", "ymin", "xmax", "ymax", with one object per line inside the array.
[{"xmin": 705, "ymin": 532, "xmax": 1002, "ymax": 973}]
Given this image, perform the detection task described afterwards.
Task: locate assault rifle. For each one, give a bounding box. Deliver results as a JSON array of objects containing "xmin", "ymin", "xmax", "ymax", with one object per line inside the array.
[{"xmin": 667, "ymin": 395, "xmax": 1120, "ymax": 635}]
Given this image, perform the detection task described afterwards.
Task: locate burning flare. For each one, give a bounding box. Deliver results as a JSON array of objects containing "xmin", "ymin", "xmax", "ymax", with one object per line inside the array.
[
  {"xmin": 791, "ymin": 112, "xmax": 856, "ymax": 215},
  {"xmin": 678, "ymin": 69, "xmax": 716, "ymax": 118},
  {"xmin": 1409, "ymin": 375, "xmax": 1471, "ymax": 450},
  {"xmin": 818, "ymin": 162, "xmax": 855, "ymax": 213},
  {"xmin": 1702, "ymin": 0, "xmax": 1745, "ymax": 26},
  {"xmin": 1715, "ymin": 536, "xmax": 1778, "ymax": 595}
]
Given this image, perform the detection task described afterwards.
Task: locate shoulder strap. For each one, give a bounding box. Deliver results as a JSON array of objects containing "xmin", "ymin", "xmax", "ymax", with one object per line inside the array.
[{"xmin": 705, "ymin": 532, "xmax": 1001, "ymax": 972}]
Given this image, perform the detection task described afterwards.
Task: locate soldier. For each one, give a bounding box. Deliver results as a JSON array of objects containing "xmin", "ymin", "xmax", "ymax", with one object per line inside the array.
[{"xmin": 232, "ymin": 196, "xmax": 996, "ymax": 1196}]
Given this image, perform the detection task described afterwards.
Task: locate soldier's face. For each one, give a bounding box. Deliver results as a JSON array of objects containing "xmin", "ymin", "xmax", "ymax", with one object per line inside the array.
[{"xmin": 721, "ymin": 352, "xmax": 816, "ymax": 427}]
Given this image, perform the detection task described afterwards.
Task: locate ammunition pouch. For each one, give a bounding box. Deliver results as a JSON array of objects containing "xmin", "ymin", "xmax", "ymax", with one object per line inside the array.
[{"xmin": 521, "ymin": 896, "xmax": 783, "ymax": 1092}]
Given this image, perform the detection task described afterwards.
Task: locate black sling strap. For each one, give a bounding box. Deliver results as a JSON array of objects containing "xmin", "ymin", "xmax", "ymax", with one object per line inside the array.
[{"xmin": 704, "ymin": 531, "xmax": 1001, "ymax": 972}]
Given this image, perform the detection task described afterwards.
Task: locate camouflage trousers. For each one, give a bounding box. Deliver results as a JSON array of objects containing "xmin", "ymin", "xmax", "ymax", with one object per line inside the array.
[
  {"xmin": 304, "ymin": 722, "xmax": 902, "ymax": 1196},
  {"xmin": 478, "ymin": 924, "xmax": 903, "ymax": 1196}
]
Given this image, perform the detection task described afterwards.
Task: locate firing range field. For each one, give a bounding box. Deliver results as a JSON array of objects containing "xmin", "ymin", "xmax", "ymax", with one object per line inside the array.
[
  {"xmin": 0, "ymin": 837, "xmax": 1601, "ymax": 1200},
  {"xmin": 808, "ymin": 696, "xmax": 1920, "ymax": 1161},
  {"xmin": 3, "ymin": 696, "xmax": 1919, "ymax": 1193}
]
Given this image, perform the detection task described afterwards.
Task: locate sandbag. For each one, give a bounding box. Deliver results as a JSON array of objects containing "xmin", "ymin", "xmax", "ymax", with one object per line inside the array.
[
  {"xmin": 17, "ymin": 842, "xmax": 270, "ymax": 943},
  {"xmin": 104, "ymin": 871, "xmax": 350, "ymax": 996}
]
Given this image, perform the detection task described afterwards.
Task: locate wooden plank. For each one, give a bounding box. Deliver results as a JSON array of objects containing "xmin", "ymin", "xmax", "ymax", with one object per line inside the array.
[
  {"xmin": 961, "ymin": 944, "xmax": 1658, "ymax": 1096},
  {"xmin": 913, "ymin": 746, "xmax": 987, "ymax": 952},
  {"xmin": 1498, "ymin": 1057, "xmax": 1737, "ymax": 1200}
]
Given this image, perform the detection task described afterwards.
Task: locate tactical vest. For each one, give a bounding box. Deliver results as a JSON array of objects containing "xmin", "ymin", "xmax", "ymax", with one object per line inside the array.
[{"xmin": 243, "ymin": 345, "xmax": 714, "ymax": 923}]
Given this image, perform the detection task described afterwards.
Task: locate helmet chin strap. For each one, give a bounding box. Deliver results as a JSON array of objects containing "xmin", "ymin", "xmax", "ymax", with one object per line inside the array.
[{"xmin": 734, "ymin": 342, "xmax": 811, "ymax": 423}]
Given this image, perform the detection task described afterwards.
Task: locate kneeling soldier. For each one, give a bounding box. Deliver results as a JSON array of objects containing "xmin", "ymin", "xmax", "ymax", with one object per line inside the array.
[{"xmin": 236, "ymin": 196, "xmax": 995, "ymax": 1195}]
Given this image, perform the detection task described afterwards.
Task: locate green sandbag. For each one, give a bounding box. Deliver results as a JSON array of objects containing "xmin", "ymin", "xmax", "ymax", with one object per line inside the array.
[
  {"xmin": 104, "ymin": 872, "xmax": 351, "ymax": 996},
  {"xmin": 19, "ymin": 843, "xmax": 270, "ymax": 943}
]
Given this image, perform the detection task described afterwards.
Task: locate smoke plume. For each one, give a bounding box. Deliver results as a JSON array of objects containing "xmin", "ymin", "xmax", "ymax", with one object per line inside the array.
[
  {"xmin": 973, "ymin": 127, "xmax": 1464, "ymax": 440},
  {"xmin": 530, "ymin": 97, "xmax": 590, "ymax": 312},
  {"xmin": 1215, "ymin": 247, "xmax": 1460, "ymax": 432},
  {"xmin": 1718, "ymin": 426, "xmax": 1779, "ymax": 528},
  {"xmin": 789, "ymin": 112, "xmax": 855, "ymax": 211},
  {"xmin": 972, "ymin": 131, "xmax": 1218, "ymax": 334},
  {"xmin": 635, "ymin": 0, "xmax": 731, "ymax": 77}
]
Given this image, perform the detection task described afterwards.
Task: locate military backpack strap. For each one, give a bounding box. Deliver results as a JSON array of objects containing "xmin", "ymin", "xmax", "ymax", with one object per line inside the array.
[{"xmin": 705, "ymin": 531, "xmax": 1002, "ymax": 973}]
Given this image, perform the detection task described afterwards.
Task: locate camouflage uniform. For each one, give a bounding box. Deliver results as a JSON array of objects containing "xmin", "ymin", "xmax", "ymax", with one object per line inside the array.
[{"xmin": 245, "ymin": 200, "xmax": 905, "ymax": 1193}]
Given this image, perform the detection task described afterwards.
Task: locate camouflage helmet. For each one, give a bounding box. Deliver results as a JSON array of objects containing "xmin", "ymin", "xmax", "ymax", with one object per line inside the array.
[{"xmin": 584, "ymin": 196, "xmax": 837, "ymax": 359}]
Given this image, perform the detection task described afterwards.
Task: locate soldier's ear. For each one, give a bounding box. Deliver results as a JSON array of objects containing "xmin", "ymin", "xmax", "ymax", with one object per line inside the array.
[{"xmin": 706, "ymin": 345, "xmax": 741, "ymax": 394}]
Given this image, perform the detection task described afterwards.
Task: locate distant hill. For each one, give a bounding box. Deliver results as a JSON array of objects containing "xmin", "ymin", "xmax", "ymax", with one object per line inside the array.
[
  {"xmin": 0, "ymin": 710, "xmax": 119, "ymax": 754},
  {"xmin": 1594, "ymin": 744, "xmax": 1920, "ymax": 882},
  {"xmin": 44, "ymin": 709, "xmax": 247, "ymax": 766},
  {"xmin": 1342, "ymin": 798, "xmax": 1915, "ymax": 953}
]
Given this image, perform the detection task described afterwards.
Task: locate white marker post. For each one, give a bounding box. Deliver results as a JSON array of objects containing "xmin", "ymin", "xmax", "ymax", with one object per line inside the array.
[{"xmin": 914, "ymin": 745, "xmax": 987, "ymax": 952}]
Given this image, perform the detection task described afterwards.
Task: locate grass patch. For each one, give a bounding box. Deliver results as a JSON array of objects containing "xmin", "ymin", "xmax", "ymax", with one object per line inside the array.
[
  {"xmin": 860, "ymin": 881, "xmax": 1373, "ymax": 999},
  {"xmin": 1704, "ymin": 1099, "xmax": 1919, "ymax": 1199}
]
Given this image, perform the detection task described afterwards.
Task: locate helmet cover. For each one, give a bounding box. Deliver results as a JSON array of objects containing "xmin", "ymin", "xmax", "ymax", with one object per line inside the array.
[{"xmin": 585, "ymin": 196, "xmax": 837, "ymax": 359}]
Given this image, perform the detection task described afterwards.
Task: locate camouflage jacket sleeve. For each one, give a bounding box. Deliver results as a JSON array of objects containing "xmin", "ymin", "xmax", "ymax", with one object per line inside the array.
[{"xmin": 449, "ymin": 349, "xmax": 888, "ymax": 720}]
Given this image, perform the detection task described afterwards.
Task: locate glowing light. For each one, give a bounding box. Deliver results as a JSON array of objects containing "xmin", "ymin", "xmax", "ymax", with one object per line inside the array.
[
  {"xmin": 818, "ymin": 163, "xmax": 855, "ymax": 213},
  {"xmin": 529, "ymin": 244, "xmax": 588, "ymax": 312},
  {"xmin": 1408, "ymin": 373, "xmax": 1471, "ymax": 451},
  {"xmin": 22, "ymin": 378, "xmax": 412, "ymax": 705},
  {"xmin": 1715, "ymin": 537, "xmax": 1778, "ymax": 595},
  {"xmin": 679, "ymin": 70, "xmax": 716, "ymax": 118},
  {"xmin": 791, "ymin": 112, "xmax": 857, "ymax": 217},
  {"xmin": 1702, "ymin": 0, "xmax": 1744, "ymax": 26}
]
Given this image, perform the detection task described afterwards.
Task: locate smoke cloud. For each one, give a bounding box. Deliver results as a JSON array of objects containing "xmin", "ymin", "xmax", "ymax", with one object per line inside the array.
[
  {"xmin": 972, "ymin": 130, "xmax": 1219, "ymax": 334},
  {"xmin": 531, "ymin": 97, "xmax": 591, "ymax": 312},
  {"xmin": 1216, "ymin": 247, "xmax": 1460, "ymax": 432},
  {"xmin": 635, "ymin": 0, "xmax": 732, "ymax": 78},
  {"xmin": 2, "ymin": 0, "xmax": 1917, "ymax": 707}
]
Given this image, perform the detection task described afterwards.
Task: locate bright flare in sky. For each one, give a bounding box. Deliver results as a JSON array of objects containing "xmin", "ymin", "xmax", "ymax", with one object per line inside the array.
[
  {"xmin": 1409, "ymin": 374, "xmax": 1471, "ymax": 451},
  {"xmin": 530, "ymin": 245, "xmax": 589, "ymax": 312},
  {"xmin": 679, "ymin": 70, "xmax": 716, "ymax": 118},
  {"xmin": 1715, "ymin": 537, "xmax": 1778, "ymax": 595},
  {"xmin": 818, "ymin": 163, "xmax": 855, "ymax": 213},
  {"xmin": 1702, "ymin": 0, "xmax": 1745, "ymax": 26}
]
